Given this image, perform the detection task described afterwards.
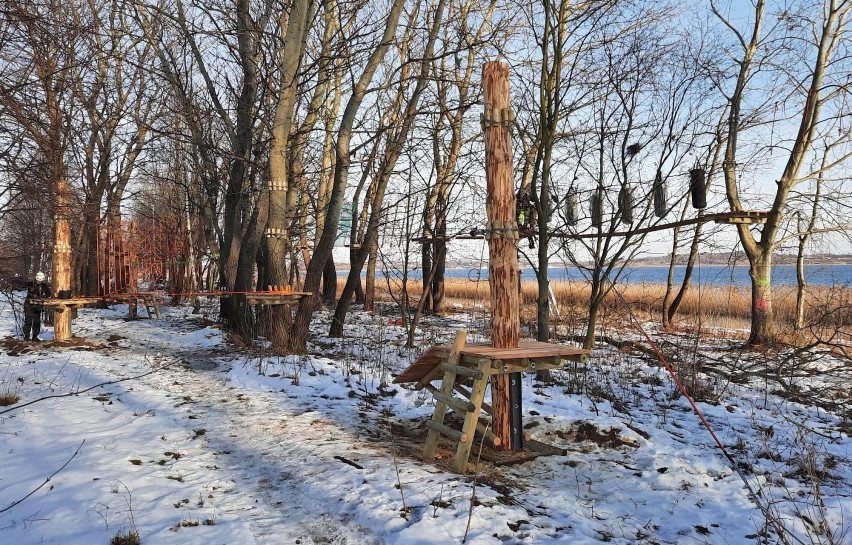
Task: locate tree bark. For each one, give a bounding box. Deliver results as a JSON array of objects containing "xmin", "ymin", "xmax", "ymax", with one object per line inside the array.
[
  {"xmin": 265, "ymin": 0, "xmax": 313, "ymax": 351},
  {"xmin": 288, "ymin": 0, "xmax": 406, "ymax": 352}
]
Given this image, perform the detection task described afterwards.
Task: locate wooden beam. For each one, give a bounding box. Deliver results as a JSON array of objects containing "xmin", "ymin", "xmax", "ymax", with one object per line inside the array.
[
  {"xmin": 440, "ymin": 363, "xmax": 483, "ymax": 380},
  {"xmin": 426, "ymin": 421, "xmax": 468, "ymax": 444},
  {"xmin": 453, "ymin": 357, "xmax": 493, "ymax": 472}
]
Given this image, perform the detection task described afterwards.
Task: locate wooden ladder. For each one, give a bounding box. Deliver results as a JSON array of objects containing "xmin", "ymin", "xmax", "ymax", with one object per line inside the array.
[
  {"xmin": 422, "ymin": 331, "xmax": 494, "ymax": 473},
  {"xmin": 142, "ymin": 296, "xmax": 160, "ymax": 319}
]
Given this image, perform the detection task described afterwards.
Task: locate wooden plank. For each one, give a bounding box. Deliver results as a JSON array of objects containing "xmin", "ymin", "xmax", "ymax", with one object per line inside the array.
[
  {"xmin": 423, "ymin": 331, "xmax": 467, "ymax": 460},
  {"xmin": 425, "ymin": 421, "xmax": 468, "ymax": 444},
  {"xmin": 246, "ymin": 292, "xmax": 311, "ymax": 306},
  {"xmin": 432, "ymin": 391, "xmax": 475, "ymax": 413},
  {"xmin": 440, "ymin": 363, "xmax": 483, "ymax": 379},
  {"xmin": 452, "ymin": 357, "xmax": 492, "ymax": 473},
  {"xmin": 393, "ymin": 345, "xmax": 444, "ymax": 384}
]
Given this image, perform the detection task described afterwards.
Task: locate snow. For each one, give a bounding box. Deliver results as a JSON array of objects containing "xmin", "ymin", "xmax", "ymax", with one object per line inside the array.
[{"xmin": 1, "ymin": 293, "xmax": 851, "ymax": 545}]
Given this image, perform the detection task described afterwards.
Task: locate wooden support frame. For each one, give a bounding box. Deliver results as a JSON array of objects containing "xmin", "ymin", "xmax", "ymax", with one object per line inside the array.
[
  {"xmin": 245, "ymin": 291, "xmax": 312, "ymax": 306},
  {"xmin": 400, "ymin": 337, "xmax": 591, "ymax": 473},
  {"xmin": 423, "ymin": 331, "xmax": 468, "ymax": 460}
]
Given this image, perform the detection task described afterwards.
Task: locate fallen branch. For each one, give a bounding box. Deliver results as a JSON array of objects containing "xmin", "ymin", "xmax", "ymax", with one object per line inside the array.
[
  {"xmin": 333, "ymin": 455, "xmax": 363, "ymax": 470},
  {"xmin": 0, "ymin": 439, "xmax": 85, "ymax": 514},
  {"xmin": 0, "ymin": 365, "xmax": 165, "ymax": 416}
]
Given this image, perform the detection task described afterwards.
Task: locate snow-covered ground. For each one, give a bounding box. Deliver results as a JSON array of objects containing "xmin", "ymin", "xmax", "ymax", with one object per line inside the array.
[{"xmin": 1, "ymin": 292, "xmax": 850, "ymax": 544}]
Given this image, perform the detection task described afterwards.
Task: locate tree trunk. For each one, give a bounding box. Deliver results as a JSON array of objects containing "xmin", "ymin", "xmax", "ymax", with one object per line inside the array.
[
  {"xmin": 364, "ymin": 235, "xmax": 378, "ymax": 312},
  {"xmin": 53, "ymin": 176, "xmax": 73, "ymax": 341},
  {"xmin": 288, "ymin": 0, "xmax": 406, "ymax": 352},
  {"xmin": 665, "ymin": 225, "xmax": 701, "ymax": 326},
  {"xmin": 265, "ymin": 0, "xmax": 312, "ymax": 351},
  {"xmin": 583, "ymin": 277, "xmax": 603, "ymax": 350},
  {"xmin": 748, "ymin": 253, "xmax": 775, "ymax": 345},
  {"xmin": 795, "ymin": 235, "xmax": 807, "ymax": 330},
  {"xmin": 322, "ymin": 256, "xmax": 337, "ymax": 306}
]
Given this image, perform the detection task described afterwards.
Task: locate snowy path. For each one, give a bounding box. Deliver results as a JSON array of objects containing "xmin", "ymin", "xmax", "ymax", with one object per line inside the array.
[{"xmin": 3, "ymin": 302, "xmax": 852, "ymax": 545}]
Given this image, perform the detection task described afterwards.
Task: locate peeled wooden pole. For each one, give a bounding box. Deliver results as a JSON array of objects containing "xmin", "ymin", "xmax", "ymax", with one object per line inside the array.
[
  {"xmin": 482, "ymin": 61, "xmax": 520, "ymax": 451},
  {"xmin": 53, "ymin": 176, "xmax": 73, "ymax": 341}
]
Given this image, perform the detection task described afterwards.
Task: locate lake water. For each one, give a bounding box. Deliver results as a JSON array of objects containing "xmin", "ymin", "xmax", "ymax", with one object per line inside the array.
[{"xmin": 449, "ymin": 264, "xmax": 852, "ymax": 287}]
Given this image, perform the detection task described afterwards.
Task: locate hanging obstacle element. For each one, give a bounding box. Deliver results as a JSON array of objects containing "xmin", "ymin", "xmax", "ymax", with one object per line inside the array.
[
  {"xmin": 618, "ymin": 184, "xmax": 634, "ymax": 224},
  {"xmin": 652, "ymin": 170, "xmax": 667, "ymax": 218},
  {"xmin": 590, "ymin": 189, "xmax": 603, "ymax": 229},
  {"xmin": 690, "ymin": 167, "xmax": 707, "ymax": 209},
  {"xmin": 565, "ymin": 189, "xmax": 579, "ymax": 226},
  {"xmin": 413, "ymin": 210, "xmax": 769, "ymax": 244}
]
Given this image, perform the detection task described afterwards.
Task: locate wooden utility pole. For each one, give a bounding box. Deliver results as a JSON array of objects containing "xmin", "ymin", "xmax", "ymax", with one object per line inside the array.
[
  {"xmin": 53, "ymin": 176, "xmax": 73, "ymax": 341},
  {"xmin": 482, "ymin": 61, "xmax": 520, "ymax": 450}
]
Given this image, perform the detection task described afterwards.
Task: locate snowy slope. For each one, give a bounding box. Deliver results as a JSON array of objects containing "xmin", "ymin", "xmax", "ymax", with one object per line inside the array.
[{"xmin": 1, "ymin": 294, "xmax": 850, "ymax": 544}]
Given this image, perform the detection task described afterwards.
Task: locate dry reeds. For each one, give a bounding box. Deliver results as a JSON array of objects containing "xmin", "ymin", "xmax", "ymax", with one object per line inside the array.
[{"xmin": 345, "ymin": 274, "xmax": 852, "ymax": 338}]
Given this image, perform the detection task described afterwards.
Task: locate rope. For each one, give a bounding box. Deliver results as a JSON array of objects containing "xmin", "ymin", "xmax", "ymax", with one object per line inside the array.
[{"xmin": 607, "ymin": 278, "xmax": 803, "ymax": 545}]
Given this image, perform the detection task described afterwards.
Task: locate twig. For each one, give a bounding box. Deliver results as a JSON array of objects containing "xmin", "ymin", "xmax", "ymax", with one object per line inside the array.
[
  {"xmin": 0, "ymin": 439, "xmax": 85, "ymax": 514},
  {"xmin": 462, "ymin": 423, "xmax": 490, "ymax": 543},
  {"xmin": 333, "ymin": 455, "xmax": 364, "ymax": 470},
  {"xmin": 0, "ymin": 365, "xmax": 165, "ymax": 416},
  {"xmin": 386, "ymin": 415, "xmax": 408, "ymax": 519}
]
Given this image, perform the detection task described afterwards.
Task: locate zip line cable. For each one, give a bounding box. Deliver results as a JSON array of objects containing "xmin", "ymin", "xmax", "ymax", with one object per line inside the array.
[{"xmin": 605, "ymin": 276, "xmax": 805, "ymax": 545}]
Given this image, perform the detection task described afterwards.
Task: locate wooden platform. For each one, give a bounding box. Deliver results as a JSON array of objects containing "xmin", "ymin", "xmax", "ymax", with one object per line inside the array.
[
  {"xmin": 30, "ymin": 294, "xmax": 164, "ymax": 318},
  {"xmin": 402, "ymin": 333, "xmax": 590, "ymax": 473},
  {"xmin": 245, "ymin": 291, "xmax": 312, "ymax": 306},
  {"xmin": 393, "ymin": 339, "xmax": 590, "ymax": 385},
  {"xmin": 29, "ymin": 297, "xmax": 100, "ymax": 311}
]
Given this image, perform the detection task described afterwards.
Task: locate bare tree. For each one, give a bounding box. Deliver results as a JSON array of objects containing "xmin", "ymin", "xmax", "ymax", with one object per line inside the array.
[
  {"xmin": 288, "ymin": 0, "xmax": 407, "ymax": 352},
  {"xmin": 713, "ymin": 0, "xmax": 852, "ymax": 344}
]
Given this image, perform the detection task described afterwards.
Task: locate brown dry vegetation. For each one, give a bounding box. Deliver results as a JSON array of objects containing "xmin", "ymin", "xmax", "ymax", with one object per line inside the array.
[{"xmin": 361, "ymin": 277, "xmax": 852, "ymax": 343}]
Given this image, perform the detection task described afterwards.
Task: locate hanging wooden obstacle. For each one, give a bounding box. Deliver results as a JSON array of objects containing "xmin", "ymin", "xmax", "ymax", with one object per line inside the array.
[
  {"xmin": 652, "ymin": 170, "xmax": 667, "ymax": 218},
  {"xmin": 590, "ymin": 189, "xmax": 603, "ymax": 229},
  {"xmin": 394, "ymin": 331, "xmax": 590, "ymax": 473},
  {"xmin": 565, "ymin": 190, "xmax": 579, "ymax": 226},
  {"xmin": 690, "ymin": 167, "xmax": 707, "ymax": 209},
  {"xmin": 618, "ymin": 184, "xmax": 634, "ymax": 224}
]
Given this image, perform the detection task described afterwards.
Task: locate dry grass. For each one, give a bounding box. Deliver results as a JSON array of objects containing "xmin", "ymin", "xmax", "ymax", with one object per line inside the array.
[
  {"xmin": 0, "ymin": 391, "xmax": 20, "ymax": 406},
  {"xmin": 356, "ymin": 275, "xmax": 852, "ymax": 340},
  {"xmin": 110, "ymin": 529, "xmax": 139, "ymax": 545}
]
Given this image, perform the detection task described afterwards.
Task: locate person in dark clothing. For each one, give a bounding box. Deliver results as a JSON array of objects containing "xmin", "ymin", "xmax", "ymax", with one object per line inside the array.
[{"xmin": 23, "ymin": 271, "xmax": 51, "ymax": 341}]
